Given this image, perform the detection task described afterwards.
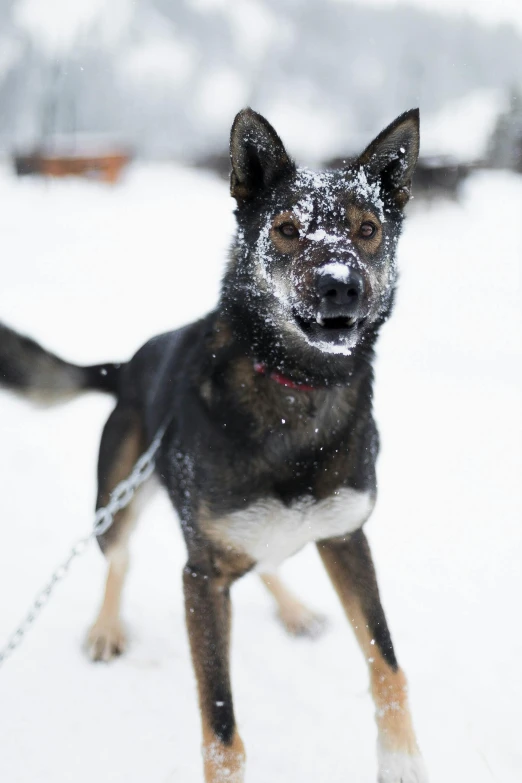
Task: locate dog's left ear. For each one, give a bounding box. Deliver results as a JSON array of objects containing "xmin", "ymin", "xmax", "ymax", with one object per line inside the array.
[
  {"xmin": 356, "ymin": 109, "xmax": 420, "ymax": 207},
  {"xmin": 230, "ymin": 108, "xmax": 295, "ymax": 206}
]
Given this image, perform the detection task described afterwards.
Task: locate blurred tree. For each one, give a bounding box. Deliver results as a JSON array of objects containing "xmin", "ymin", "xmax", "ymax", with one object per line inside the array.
[{"xmin": 487, "ymin": 86, "xmax": 522, "ymax": 172}]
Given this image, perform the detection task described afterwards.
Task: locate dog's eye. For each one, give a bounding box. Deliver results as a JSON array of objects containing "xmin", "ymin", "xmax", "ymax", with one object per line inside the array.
[
  {"xmin": 279, "ymin": 223, "xmax": 298, "ymax": 239},
  {"xmin": 359, "ymin": 221, "xmax": 377, "ymax": 239}
]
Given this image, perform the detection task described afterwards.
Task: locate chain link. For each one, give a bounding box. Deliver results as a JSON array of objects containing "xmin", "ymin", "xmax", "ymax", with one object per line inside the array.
[{"xmin": 0, "ymin": 418, "xmax": 169, "ymax": 668}]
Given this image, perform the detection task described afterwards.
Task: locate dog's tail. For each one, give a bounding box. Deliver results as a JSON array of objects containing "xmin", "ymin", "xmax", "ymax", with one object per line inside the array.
[{"xmin": 0, "ymin": 322, "xmax": 122, "ymax": 402}]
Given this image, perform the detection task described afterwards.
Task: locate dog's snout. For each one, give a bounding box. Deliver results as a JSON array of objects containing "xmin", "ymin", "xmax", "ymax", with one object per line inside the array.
[{"xmin": 317, "ymin": 269, "xmax": 364, "ymax": 312}]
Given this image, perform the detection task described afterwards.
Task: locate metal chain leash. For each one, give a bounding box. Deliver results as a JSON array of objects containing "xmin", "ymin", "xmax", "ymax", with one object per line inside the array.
[{"xmin": 0, "ymin": 418, "xmax": 170, "ymax": 668}]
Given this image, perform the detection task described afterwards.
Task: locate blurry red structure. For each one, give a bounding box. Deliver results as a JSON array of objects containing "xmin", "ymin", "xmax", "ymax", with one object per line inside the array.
[{"xmin": 14, "ymin": 149, "xmax": 132, "ymax": 184}]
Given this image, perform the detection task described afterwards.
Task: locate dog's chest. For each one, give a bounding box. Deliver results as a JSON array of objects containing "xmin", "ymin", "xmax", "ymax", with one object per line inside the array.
[{"xmin": 206, "ymin": 488, "xmax": 373, "ymax": 571}]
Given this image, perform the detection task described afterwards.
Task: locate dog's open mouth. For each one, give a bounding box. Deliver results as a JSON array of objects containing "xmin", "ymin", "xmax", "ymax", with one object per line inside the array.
[
  {"xmin": 294, "ymin": 311, "xmax": 364, "ymax": 341},
  {"xmin": 315, "ymin": 314, "xmax": 357, "ymax": 329}
]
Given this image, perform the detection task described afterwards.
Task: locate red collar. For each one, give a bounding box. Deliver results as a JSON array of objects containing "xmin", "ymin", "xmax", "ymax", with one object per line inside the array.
[{"xmin": 253, "ymin": 362, "xmax": 319, "ymax": 392}]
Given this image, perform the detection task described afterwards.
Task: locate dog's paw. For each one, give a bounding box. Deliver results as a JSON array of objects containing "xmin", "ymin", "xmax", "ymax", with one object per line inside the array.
[
  {"xmin": 86, "ymin": 620, "xmax": 127, "ymax": 662},
  {"xmin": 278, "ymin": 605, "xmax": 328, "ymax": 639},
  {"xmin": 377, "ymin": 748, "xmax": 428, "ymax": 783}
]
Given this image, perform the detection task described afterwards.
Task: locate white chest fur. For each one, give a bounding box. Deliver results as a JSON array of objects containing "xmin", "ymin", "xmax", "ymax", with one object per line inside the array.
[{"xmin": 207, "ymin": 488, "xmax": 374, "ymax": 571}]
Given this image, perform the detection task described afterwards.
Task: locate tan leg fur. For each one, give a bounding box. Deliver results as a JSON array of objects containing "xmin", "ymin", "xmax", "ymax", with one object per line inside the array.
[
  {"xmin": 348, "ymin": 600, "xmax": 419, "ymax": 757},
  {"xmin": 318, "ymin": 535, "xmax": 428, "ymax": 783},
  {"xmin": 260, "ymin": 572, "xmax": 326, "ymax": 638},
  {"xmin": 87, "ymin": 526, "xmax": 132, "ymax": 662},
  {"xmin": 87, "ymin": 409, "xmax": 144, "ymax": 662}
]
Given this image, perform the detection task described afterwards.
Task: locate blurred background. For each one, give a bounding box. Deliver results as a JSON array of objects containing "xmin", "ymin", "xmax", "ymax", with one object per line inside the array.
[
  {"xmin": 0, "ymin": 2, "xmax": 521, "ymax": 783},
  {"xmin": 0, "ymin": 0, "xmax": 521, "ymax": 175}
]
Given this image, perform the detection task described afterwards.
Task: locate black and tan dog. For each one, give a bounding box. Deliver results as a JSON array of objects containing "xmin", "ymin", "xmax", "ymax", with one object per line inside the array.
[{"xmin": 0, "ymin": 108, "xmax": 428, "ymax": 782}]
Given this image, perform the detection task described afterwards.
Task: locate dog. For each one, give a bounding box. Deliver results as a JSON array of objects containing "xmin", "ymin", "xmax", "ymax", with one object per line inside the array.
[{"xmin": 0, "ymin": 107, "xmax": 427, "ymax": 782}]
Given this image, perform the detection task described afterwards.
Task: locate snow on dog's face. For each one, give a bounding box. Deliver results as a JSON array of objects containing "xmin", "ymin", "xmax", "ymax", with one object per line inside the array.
[{"xmin": 221, "ymin": 108, "xmax": 419, "ymax": 385}]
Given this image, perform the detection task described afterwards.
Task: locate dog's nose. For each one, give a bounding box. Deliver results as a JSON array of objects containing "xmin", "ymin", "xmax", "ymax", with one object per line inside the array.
[{"xmin": 317, "ymin": 268, "xmax": 364, "ymax": 312}]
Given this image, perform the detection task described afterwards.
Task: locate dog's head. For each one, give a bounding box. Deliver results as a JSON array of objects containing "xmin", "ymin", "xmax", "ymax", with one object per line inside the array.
[{"xmin": 221, "ymin": 108, "xmax": 419, "ymax": 386}]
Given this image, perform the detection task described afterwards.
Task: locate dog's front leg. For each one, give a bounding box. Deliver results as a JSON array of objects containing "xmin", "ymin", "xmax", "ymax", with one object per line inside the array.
[
  {"xmin": 318, "ymin": 529, "xmax": 428, "ymax": 783},
  {"xmin": 183, "ymin": 561, "xmax": 246, "ymax": 783}
]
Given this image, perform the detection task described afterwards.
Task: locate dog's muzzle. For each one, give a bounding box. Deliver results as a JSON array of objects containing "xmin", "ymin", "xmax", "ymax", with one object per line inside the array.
[
  {"xmin": 291, "ymin": 263, "xmax": 368, "ymax": 350},
  {"xmin": 315, "ymin": 267, "xmax": 365, "ymax": 328}
]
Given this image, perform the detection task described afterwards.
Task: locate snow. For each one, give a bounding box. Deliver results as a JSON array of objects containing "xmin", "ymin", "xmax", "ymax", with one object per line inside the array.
[
  {"xmin": 0, "ymin": 163, "xmax": 521, "ymax": 782},
  {"xmin": 318, "ymin": 262, "xmax": 351, "ymax": 282},
  {"xmin": 377, "ymin": 747, "xmax": 429, "ymax": 783},
  {"xmin": 354, "ymin": 167, "xmax": 385, "ymax": 219},
  {"xmin": 301, "ymin": 329, "xmax": 354, "ymax": 356},
  {"xmin": 307, "ymin": 229, "xmax": 343, "ymax": 244}
]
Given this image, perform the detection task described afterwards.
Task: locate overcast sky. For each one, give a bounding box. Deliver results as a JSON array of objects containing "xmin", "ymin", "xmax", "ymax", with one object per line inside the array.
[
  {"xmin": 346, "ymin": 0, "xmax": 522, "ymax": 33},
  {"xmin": 15, "ymin": 0, "xmax": 522, "ymax": 55}
]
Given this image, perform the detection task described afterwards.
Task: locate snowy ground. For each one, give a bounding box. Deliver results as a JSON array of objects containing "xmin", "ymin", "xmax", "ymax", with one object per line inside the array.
[{"xmin": 0, "ymin": 163, "xmax": 520, "ymax": 782}]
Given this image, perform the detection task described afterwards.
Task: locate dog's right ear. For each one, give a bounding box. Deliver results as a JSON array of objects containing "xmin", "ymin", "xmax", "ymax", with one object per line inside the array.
[
  {"xmin": 356, "ymin": 109, "xmax": 420, "ymax": 208},
  {"xmin": 230, "ymin": 108, "xmax": 295, "ymax": 206}
]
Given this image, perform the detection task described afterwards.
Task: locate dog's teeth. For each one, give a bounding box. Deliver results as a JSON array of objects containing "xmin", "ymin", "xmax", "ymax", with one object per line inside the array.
[{"xmin": 316, "ymin": 314, "xmax": 324, "ymax": 326}]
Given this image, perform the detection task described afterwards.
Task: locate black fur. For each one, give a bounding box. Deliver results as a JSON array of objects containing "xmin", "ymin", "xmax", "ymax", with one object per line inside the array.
[
  {"xmin": 0, "ymin": 107, "xmax": 422, "ymax": 775},
  {"xmin": 84, "ymin": 362, "xmax": 123, "ymax": 394},
  {"xmin": 0, "ymin": 322, "xmax": 122, "ymax": 396},
  {"xmin": 0, "ymin": 106, "xmax": 420, "ymax": 662}
]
